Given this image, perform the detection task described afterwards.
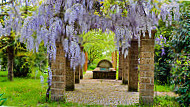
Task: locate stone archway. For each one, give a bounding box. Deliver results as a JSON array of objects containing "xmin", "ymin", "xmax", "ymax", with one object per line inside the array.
[{"xmin": 51, "ymin": 31, "xmax": 155, "ymax": 105}]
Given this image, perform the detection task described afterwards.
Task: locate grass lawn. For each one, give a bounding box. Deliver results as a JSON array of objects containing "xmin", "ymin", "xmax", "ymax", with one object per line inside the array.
[
  {"xmin": 0, "ymin": 71, "xmax": 179, "ymax": 106},
  {"xmin": 154, "ymin": 84, "xmax": 174, "ymax": 92}
]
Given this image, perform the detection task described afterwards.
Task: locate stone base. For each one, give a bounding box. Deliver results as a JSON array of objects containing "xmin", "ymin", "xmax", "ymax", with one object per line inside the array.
[
  {"xmin": 51, "ymin": 95, "xmax": 65, "ymax": 101},
  {"xmin": 93, "ymin": 71, "xmax": 116, "ymax": 79}
]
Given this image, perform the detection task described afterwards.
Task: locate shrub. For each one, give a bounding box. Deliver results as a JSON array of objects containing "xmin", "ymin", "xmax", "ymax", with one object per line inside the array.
[
  {"xmin": 171, "ymin": 55, "xmax": 190, "ymax": 107},
  {"xmin": 154, "ymin": 45, "xmax": 172, "ymax": 85}
]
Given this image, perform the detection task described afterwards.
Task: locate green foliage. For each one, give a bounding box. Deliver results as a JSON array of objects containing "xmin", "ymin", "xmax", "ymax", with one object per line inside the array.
[
  {"xmin": 0, "ymin": 93, "xmax": 7, "ymax": 106},
  {"xmin": 154, "ymin": 84, "xmax": 174, "ymax": 92},
  {"xmin": 171, "ymin": 55, "xmax": 190, "ymax": 107},
  {"xmin": 154, "ymin": 44, "xmax": 173, "ymax": 85},
  {"xmin": 0, "ymin": 41, "xmax": 48, "ymax": 77},
  {"xmin": 168, "ymin": 2, "xmax": 190, "ymax": 106},
  {"xmin": 154, "ymin": 9, "xmax": 175, "ymax": 85},
  {"xmin": 81, "ymin": 30, "xmax": 115, "ymax": 65},
  {"xmin": 169, "ymin": 2, "xmax": 190, "ymax": 54},
  {"xmin": 154, "ymin": 2, "xmax": 190, "ymax": 106},
  {"xmin": 154, "ymin": 95, "xmax": 180, "ymax": 107},
  {"xmin": 87, "ymin": 63, "xmax": 97, "ymax": 71}
]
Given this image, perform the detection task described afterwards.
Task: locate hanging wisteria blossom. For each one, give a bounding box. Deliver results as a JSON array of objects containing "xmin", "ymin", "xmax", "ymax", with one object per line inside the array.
[{"xmin": 0, "ymin": 0, "xmax": 181, "ymax": 69}]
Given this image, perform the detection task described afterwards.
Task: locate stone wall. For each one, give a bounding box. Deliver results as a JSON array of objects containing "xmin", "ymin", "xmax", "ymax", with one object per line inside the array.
[
  {"xmin": 51, "ymin": 42, "xmax": 66, "ymax": 101},
  {"xmin": 128, "ymin": 39, "xmax": 138, "ymax": 92},
  {"xmin": 139, "ymin": 31, "xmax": 155, "ymax": 105}
]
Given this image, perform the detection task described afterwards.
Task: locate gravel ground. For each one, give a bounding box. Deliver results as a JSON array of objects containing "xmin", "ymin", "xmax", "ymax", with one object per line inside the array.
[{"xmin": 65, "ymin": 71, "xmax": 176, "ymax": 106}]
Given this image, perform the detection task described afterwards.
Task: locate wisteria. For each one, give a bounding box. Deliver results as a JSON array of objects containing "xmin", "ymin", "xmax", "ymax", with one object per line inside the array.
[
  {"xmin": 0, "ymin": 0, "xmax": 181, "ymax": 69},
  {"xmin": 155, "ymin": 35, "xmax": 167, "ymax": 56}
]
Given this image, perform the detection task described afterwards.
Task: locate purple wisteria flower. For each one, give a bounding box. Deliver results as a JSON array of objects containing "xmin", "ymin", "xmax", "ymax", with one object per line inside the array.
[{"xmin": 161, "ymin": 48, "xmax": 166, "ymax": 56}]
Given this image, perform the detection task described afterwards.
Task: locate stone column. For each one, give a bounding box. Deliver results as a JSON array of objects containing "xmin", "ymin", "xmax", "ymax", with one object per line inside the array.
[
  {"xmin": 122, "ymin": 50, "xmax": 129, "ymax": 84},
  {"xmin": 139, "ymin": 31, "xmax": 155, "ymax": 105},
  {"xmin": 65, "ymin": 59, "xmax": 75, "ymax": 91},
  {"xmin": 80, "ymin": 65, "xmax": 83, "ymax": 79},
  {"xmin": 80, "ymin": 46, "xmax": 84, "ymax": 79},
  {"xmin": 118, "ymin": 47, "xmax": 123, "ymax": 80},
  {"xmin": 128, "ymin": 39, "xmax": 138, "ymax": 92},
  {"xmin": 51, "ymin": 42, "xmax": 66, "ymax": 101},
  {"xmin": 75, "ymin": 65, "xmax": 80, "ymax": 84}
]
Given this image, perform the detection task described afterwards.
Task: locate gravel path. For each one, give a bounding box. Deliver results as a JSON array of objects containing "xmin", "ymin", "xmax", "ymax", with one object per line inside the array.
[{"xmin": 65, "ymin": 71, "xmax": 176, "ymax": 106}]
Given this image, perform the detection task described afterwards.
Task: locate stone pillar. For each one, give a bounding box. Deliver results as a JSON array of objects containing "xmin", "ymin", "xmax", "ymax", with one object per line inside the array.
[
  {"xmin": 80, "ymin": 46, "xmax": 84, "ymax": 79},
  {"xmin": 139, "ymin": 31, "xmax": 155, "ymax": 105},
  {"xmin": 51, "ymin": 42, "xmax": 66, "ymax": 101},
  {"xmin": 80, "ymin": 66, "xmax": 83, "ymax": 79},
  {"xmin": 65, "ymin": 59, "xmax": 75, "ymax": 91},
  {"xmin": 75, "ymin": 65, "xmax": 80, "ymax": 84},
  {"xmin": 118, "ymin": 47, "xmax": 123, "ymax": 80},
  {"xmin": 128, "ymin": 39, "xmax": 138, "ymax": 92},
  {"xmin": 122, "ymin": 50, "xmax": 129, "ymax": 84}
]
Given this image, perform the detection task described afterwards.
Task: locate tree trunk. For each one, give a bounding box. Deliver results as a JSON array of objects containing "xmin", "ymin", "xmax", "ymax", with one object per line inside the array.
[{"xmin": 7, "ymin": 46, "xmax": 14, "ymax": 81}]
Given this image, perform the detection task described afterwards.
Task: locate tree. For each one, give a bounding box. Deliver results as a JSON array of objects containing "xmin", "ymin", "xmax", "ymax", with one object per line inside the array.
[
  {"xmin": 80, "ymin": 30, "xmax": 115, "ymax": 65},
  {"xmin": 0, "ymin": 0, "xmax": 38, "ymax": 80}
]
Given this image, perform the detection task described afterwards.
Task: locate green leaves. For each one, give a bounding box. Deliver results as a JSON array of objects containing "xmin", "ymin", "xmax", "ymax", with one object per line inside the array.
[
  {"xmin": 80, "ymin": 30, "xmax": 115, "ymax": 65},
  {"xmin": 0, "ymin": 93, "xmax": 7, "ymax": 106}
]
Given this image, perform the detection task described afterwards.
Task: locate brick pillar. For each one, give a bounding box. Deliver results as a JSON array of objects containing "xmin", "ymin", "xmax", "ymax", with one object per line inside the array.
[
  {"xmin": 118, "ymin": 47, "xmax": 123, "ymax": 80},
  {"xmin": 51, "ymin": 42, "xmax": 66, "ymax": 101},
  {"xmin": 122, "ymin": 50, "xmax": 129, "ymax": 84},
  {"xmin": 75, "ymin": 65, "xmax": 80, "ymax": 84},
  {"xmin": 80, "ymin": 46, "xmax": 84, "ymax": 79},
  {"xmin": 139, "ymin": 31, "xmax": 155, "ymax": 105},
  {"xmin": 65, "ymin": 59, "xmax": 75, "ymax": 91},
  {"xmin": 80, "ymin": 65, "xmax": 83, "ymax": 79},
  {"xmin": 128, "ymin": 39, "xmax": 138, "ymax": 92}
]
